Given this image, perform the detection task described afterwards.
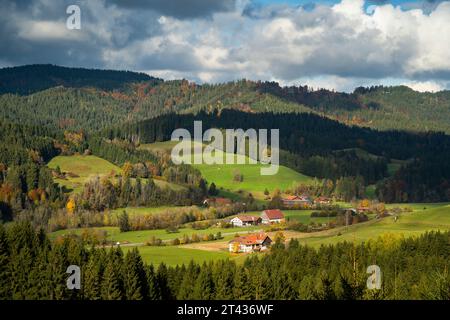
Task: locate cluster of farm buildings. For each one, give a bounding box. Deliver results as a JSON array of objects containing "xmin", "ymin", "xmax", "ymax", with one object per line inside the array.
[{"xmin": 214, "ymin": 195, "xmax": 375, "ymax": 253}]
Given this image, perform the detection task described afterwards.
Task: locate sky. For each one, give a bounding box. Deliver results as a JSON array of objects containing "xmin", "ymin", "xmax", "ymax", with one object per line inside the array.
[{"xmin": 0, "ymin": 0, "xmax": 449, "ymax": 92}]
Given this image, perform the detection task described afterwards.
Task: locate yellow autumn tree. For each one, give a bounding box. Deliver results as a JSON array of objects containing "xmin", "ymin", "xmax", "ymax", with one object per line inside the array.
[
  {"xmin": 103, "ymin": 211, "xmax": 110, "ymax": 226},
  {"xmin": 122, "ymin": 162, "xmax": 133, "ymax": 177},
  {"xmin": 272, "ymin": 188, "xmax": 281, "ymax": 198},
  {"xmin": 360, "ymin": 199, "xmax": 370, "ymax": 208},
  {"xmin": 66, "ymin": 198, "xmax": 76, "ymax": 214},
  {"xmin": 274, "ymin": 231, "xmax": 285, "ymax": 243},
  {"xmin": 232, "ymin": 241, "xmax": 240, "ymax": 253}
]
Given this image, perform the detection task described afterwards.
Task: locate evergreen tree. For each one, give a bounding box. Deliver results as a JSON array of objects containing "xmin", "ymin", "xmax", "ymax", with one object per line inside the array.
[
  {"xmin": 214, "ymin": 261, "xmax": 234, "ymax": 299},
  {"xmin": 208, "ymin": 183, "xmax": 218, "ymax": 196},
  {"xmin": 147, "ymin": 265, "xmax": 162, "ymax": 300},
  {"xmin": 156, "ymin": 263, "xmax": 172, "ymax": 300},
  {"xmin": 233, "ymin": 268, "xmax": 252, "ymax": 300},
  {"xmin": 123, "ymin": 248, "xmax": 147, "ymax": 300},
  {"xmin": 0, "ymin": 225, "xmax": 10, "ymax": 299},
  {"xmin": 192, "ymin": 264, "xmax": 214, "ymax": 300},
  {"xmin": 101, "ymin": 249, "xmax": 124, "ymax": 300},
  {"xmin": 118, "ymin": 211, "xmax": 131, "ymax": 233},
  {"xmin": 176, "ymin": 261, "xmax": 198, "ymax": 299},
  {"xmin": 83, "ymin": 252, "xmax": 103, "ymax": 300}
]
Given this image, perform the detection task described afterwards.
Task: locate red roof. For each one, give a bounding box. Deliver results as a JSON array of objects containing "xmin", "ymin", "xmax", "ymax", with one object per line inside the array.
[
  {"xmin": 283, "ymin": 195, "xmax": 300, "ymax": 200},
  {"xmin": 234, "ymin": 215, "xmax": 261, "ymax": 222},
  {"xmin": 282, "ymin": 195, "xmax": 310, "ymax": 201},
  {"xmin": 229, "ymin": 233, "xmax": 271, "ymax": 245},
  {"xmin": 262, "ymin": 209, "xmax": 284, "ymax": 220}
]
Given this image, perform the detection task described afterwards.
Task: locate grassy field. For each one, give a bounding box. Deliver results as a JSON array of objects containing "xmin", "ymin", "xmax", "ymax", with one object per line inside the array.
[
  {"xmin": 244, "ymin": 210, "xmax": 331, "ymax": 224},
  {"xmin": 48, "ymin": 203, "xmax": 450, "ymax": 266},
  {"xmin": 140, "ymin": 141, "xmax": 179, "ymax": 154},
  {"xmin": 295, "ymin": 203, "xmax": 450, "ymax": 247},
  {"xmin": 283, "ymin": 210, "xmax": 333, "ymax": 224},
  {"xmin": 141, "ymin": 140, "xmax": 314, "ymax": 198},
  {"xmin": 48, "ymin": 155, "xmax": 120, "ymax": 193},
  {"xmin": 47, "ymin": 155, "xmax": 184, "ymax": 193},
  {"xmin": 196, "ymin": 163, "xmax": 311, "ymax": 198},
  {"xmin": 122, "ymin": 246, "xmax": 231, "ymax": 267},
  {"xmin": 49, "ymin": 225, "xmax": 264, "ymax": 244},
  {"xmin": 109, "ymin": 205, "xmax": 202, "ymax": 217},
  {"xmin": 183, "ymin": 203, "xmax": 450, "ymax": 256},
  {"xmin": 49, "ymin": 224, "xmax": 263, "ymax": 266}
]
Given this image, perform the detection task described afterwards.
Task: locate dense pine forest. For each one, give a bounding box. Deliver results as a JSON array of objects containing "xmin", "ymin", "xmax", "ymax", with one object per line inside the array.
[
  {"xmin": 0, "ymin": 64, "xmax": 159, "ymax": 95},
  {"xmin": 0, "ymin": 222, "xmax": 448, "ymax": 300}
]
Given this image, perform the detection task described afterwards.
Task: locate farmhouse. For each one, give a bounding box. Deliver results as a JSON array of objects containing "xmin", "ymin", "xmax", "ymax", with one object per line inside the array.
[
  {"xmin": 230, "ymin": 215, "xmax": 262, "ymax": 227},
  {"xmin": 314, "ymin": 196, "xmax": 332, "ymax": 205},
  {"xmin": 261, "ymin": 209, "xmax": 285, "ymax": 224},
  {"xmin": 282, "ymin": 195, "xmax": 312, "ymax": 208},
  {"xmin": 228, "ymin": 233, "xmax": 272, "ymax": 253}
]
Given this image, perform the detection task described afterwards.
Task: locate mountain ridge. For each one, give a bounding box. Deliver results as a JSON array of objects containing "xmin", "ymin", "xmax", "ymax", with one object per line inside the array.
[{"xmin": 1, "ymin": 64, "xmax": 450, "ymax": 134}]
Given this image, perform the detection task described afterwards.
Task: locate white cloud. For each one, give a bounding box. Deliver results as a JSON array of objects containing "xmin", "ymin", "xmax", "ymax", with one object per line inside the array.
[
  {"xmin": 126, "ymin": 0, "xmax": 450, "ymax": 86},
  {"xmin": 18, "ymin": 20, "xmax": 85, "ymax": 41},
  {"xmin": 2, "ymin": 0, "xmax": 450, "ymax": 89},
  {"xmin": 404, "ymin": 80, "xmax": 445, "ymax": 92}
]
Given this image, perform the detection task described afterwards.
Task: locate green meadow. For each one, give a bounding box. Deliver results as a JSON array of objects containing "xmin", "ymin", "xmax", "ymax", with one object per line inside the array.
[
  {"xmin": 48, "ymin": 154, "xmax": 184, "ymax": 193},
  {"xmin": 244, "ymin": 210, "xmax": 331, "ymax": 224},
  {"xmin": 142, "ymin": 140, "xmax": 313, "ymax": 197},
  {"xmin": 49, "ymin": 225, "xmax": 263, "ymax": 244},
  {"xmin": 45, "ymin": 150, "xmax": 450, "ymax": 267},
  {"xmin": 48, "ymin": 155, "xmax": 120, "ymax": 193},
  {"xmin": 47, "ymin": 203, "xmax": 450, "ymax": 266},
  {"xmin": 109, "ymin": 205, "xmax": 201, "ymax": 217},
  {"xmin": 122, "ymin": 246, "xmax": 231, "ymax": 267},
  {"xmin": 195, "ymin": 163, "xmax": 311, "ymax": 198},
  {"xmin": 296, "ymin": 203, "xmax": 450, "ymax": 247}
]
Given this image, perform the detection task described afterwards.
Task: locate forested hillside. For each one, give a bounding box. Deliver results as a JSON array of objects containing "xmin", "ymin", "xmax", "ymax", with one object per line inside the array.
[
  {"xmin": 259, "ymin": 82, "xmax": 450, "ymax": 133},
  {"xmin": 104, "ymin": 110, "xmax": 450, "ymax": 202},
  {"xmin": 0, "ymin": 64, "xmax": 159, "ymax": 95},
  {"xmin": 0, "ymin": 65, "xmax": 450, "ymax": 208},
  {"xmin": 1, "ymin": 65, "xmax": 450, "ymax": 133}
]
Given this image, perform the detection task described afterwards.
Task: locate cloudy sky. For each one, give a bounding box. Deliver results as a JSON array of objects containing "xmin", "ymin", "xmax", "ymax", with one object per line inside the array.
[{"xmin": 1, "ymin": 0, "xmax": 449, "ymax": 92}]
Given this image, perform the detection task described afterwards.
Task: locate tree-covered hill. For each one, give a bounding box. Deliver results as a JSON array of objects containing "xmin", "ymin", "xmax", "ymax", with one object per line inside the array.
[
  {"xmin": 1, "ymin": 65, "xmax": 450, "ymax": 133},
  {"xmin": 256, "ymin": 82, "xmax": 450, "ymax": 133},
  {"xmin": 1, "ymin": 65, "xmax": 450, "ymax": 202},
  {"xmin": 0, "ymin": 64, "xmax": 161, "ymax": 95},
  {"xmin": 102, "ymin": 109, "xmax": 450, "ymax": 202}
]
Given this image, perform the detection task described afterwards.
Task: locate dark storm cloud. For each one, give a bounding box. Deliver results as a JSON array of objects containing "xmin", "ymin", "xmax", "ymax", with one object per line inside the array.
[
  {"xmin": 0, "ymin": 0, "xmax": 165, "ymax": 68},
  {"xmin": 109, "ymin": 0, "xmax": 236, "ymax": 19}
]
